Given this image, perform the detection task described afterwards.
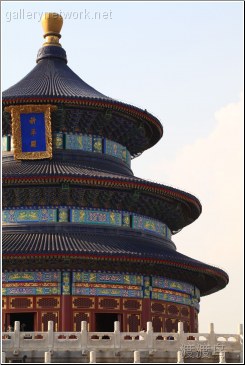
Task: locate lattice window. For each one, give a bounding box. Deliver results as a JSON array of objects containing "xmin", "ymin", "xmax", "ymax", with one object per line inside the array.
[
  {"xmin": 84, "ymin": 190, "xmax": 96, "ymax": 206},
  {"xmin": 127, "ymin": 314, "xmax": 140, "ymax": 332},
  {"xmin": 180, "ymin": 306, "xmax": 189, "ymax": 317},
  {"xmin": 71, "ymin": 189, "xmax": 86, "ymax": 206},
  {"xmin": 152, "ymin": 316, "xmax": 163, "ymax": 332},
  {"xmin": 73, "ymin": 312, "xmax": 90, "ymax": 331},
  {"xmin": 14, "ymin": 188, "xmax": 29, "ymax": 206},
  {"xmin": 183, "ymin": 321, "xmax": 190, "ymax": 332},
  {"xmin": 37, "ymin": 297, "xmax": 59, "ymax": 308},
  {"xmin": 2, "ymin": 298, "xmax": 7, "ymax": 309},
  {"xmin": 73, "ymin": 297, "xmax": 94, "ymax": 309},
  {"xmin": 165, "ymin": 318, "xmax": 178, "ymax": 332},
  {"xmin": 10, "ymin": 297, "xmax": 32, "ymax": 309},
  {"xmin": 41, "ymin": 312, "xmax": 58, "ymax": 331},
  {"xmin": 99, "ymin": 298, "xmax": 119, "ymax": 309},
  {"xmin": 45, "ymin": 188, "xmax": 60, "ymax": 206},
  {"xmin": 151, "ymin": 302, "xmax": 165, "ymax": 313},
  {"xmin": 27, "ymin": 187, "xmax": 44, "ymax": 206},
  {"xmin": 167, "ymin": 305, "xmax": 179, "ymax": 315},
  {"xmin": 123, "ymin": 299, "xmax": 141, "ymax": 311},
  {"xmin": 2, "ymin": 189, "xmax": 15, "ymax": 208}
]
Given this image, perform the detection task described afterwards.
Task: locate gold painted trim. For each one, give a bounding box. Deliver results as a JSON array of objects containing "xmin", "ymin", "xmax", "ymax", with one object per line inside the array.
[
  {"xmin": 41, "ymin": 311, "xmax": 59, "ymax": 331},
  {"xmin": 2, "ymin": 297, "xmax": 7, "ymax": 309},
  {"xmin": 5, "ymin": 104, "xmax": 57, "ymax": 160},
  {"xmin": 98, "ymin": 297, "xmax": 120, "ymax": 310},
  {"xmin": 126, "ymin": 313, "xmax": 141, "ymax": 332},
  {"xmin": 37, "ymin": 296, "xmax": 60, "ymax": 309},
  {"xmin": 72, "ymin": 296, "xmax": 95, "ymax": 309},
  {"xmin": 180, "ymin": 305, "xmax": 190, "ymax": 317},
  {"xmin": 123, "ymin": 298, "xmax": 142, "ymax": 311},
  {"xmin": 73, "ymin": 312, "xmax": 90, "ymax": 331},
  {"xmin": 10, "ymin": 296, "xmax": 33, "ymax": 309}
]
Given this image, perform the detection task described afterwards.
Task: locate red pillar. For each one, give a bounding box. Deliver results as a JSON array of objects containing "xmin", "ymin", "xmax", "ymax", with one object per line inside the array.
[
  {"xmin": 189, "ymin": 306, "xmax": 197, "ymax": 332},
  {"xmin": 61, "ymin": 295, "xmax": 73, "ymax": 331},
  {"xmin": 61, "ymin": 272, "xmax": 73, "ymax": 331},
  {"xmin": 142, "ymin": 298, "xmax": 151, "ymax": 329}
]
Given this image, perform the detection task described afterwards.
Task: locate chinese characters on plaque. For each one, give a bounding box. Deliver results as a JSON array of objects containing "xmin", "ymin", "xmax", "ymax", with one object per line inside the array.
[{"xmin": 4, "ymin": 104, "xmax": 57, "ymax": 159}]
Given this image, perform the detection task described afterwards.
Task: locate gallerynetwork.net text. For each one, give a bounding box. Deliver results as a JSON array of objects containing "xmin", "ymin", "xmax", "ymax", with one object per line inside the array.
[{"xmin": 5, "ymin": 10, "xmax": 113, "ymax": 23}]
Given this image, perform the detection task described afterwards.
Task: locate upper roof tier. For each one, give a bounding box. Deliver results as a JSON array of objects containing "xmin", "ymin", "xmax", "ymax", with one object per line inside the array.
[{"xmin": 2, "ymin": 13, "xmax": 163, "ymax": 157}]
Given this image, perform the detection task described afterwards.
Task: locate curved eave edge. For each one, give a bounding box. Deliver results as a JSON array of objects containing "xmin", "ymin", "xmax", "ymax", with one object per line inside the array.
[
  {"xmin": 2, "ymin": 96, "xmax": 163, "ymax": 138},
  {"xmin": 2, "ymin": 252, "xmax": 228, "ymax": 295},
  {"xmin": 3, "ymin": 175, "xmax": 202, "ymax": 218}
]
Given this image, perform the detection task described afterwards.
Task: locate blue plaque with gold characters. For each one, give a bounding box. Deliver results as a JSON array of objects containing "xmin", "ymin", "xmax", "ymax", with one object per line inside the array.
[{"xmin": 4, "ymin": 104, "xmax": 57, "ymax": 160}]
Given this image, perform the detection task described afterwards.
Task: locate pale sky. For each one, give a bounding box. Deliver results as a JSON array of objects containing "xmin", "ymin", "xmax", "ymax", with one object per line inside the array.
[{"xmin": 1, "ymin": 1, "xmax": 244, "ymax": 333}]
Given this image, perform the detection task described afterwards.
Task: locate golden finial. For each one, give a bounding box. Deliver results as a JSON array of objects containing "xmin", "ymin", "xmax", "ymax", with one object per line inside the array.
[{"xmin": 41, "ymin": 13, "xmax": 63, "ymax": 47}]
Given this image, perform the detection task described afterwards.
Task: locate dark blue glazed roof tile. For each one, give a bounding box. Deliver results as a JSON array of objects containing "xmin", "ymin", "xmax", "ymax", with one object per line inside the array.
[
  {"xmin": 2, "ymin": 230, "xmax": 228, "ymax": 295},
  {"xmin": 2, "ymin": 159, "xmax": 202, "ymax": 219},
  {"xmin": 2, "ymin": 159, "xmax": 137, "ymax": 180},
  {"xmin": 2, "ymin": 45, "xmax": 163, "ymax": 154},
  {"xmin": 3, "ymin": 57, "xmax": 111, "ymax": 100},
  {"xmin": 1, "ymin": 231, "xmax": 187, "ymax": 258}
]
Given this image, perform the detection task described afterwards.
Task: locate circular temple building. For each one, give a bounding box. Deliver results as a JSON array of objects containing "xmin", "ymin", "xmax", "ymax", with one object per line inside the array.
[{"xmin": 2, "ymin": 13, "xmax": 228, "ymax": 333}]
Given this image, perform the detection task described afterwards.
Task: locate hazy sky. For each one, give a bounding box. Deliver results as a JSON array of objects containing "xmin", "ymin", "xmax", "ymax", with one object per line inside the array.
[{"xmin": 1, "ymin": 1, "xmax": 244, "ymax": 333}]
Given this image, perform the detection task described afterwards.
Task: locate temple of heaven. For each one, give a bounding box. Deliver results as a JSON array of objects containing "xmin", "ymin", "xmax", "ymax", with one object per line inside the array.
[{"xmin": 2, "ymin": 13, "xmax": 228, "ymax": 333}]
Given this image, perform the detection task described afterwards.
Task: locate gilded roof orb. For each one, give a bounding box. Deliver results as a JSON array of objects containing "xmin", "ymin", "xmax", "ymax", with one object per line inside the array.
[{"xmin": 41, "ymin": 12, "xmax": 63, "ymax": 36}]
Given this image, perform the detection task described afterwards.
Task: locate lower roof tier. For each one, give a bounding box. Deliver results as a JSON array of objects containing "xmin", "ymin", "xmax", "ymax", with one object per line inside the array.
[
  {"xmin": 2, "ymin": 158, "xmax": 201, "ymax": 232},
  {"xmin": 2, "ymin": 224, "xmax": 228, "ymax": 297}
]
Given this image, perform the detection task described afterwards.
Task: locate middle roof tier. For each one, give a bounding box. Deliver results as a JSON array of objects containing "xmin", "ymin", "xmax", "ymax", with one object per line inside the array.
[{"xmin": 2, "ymin": 158, "xmax": 201, "ymax": 232}]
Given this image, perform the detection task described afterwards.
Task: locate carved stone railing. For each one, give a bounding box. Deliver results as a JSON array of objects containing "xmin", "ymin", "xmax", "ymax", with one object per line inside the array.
[{"xmin": 2, "ymin": 321, "xmax": 243, "ymax": 363}]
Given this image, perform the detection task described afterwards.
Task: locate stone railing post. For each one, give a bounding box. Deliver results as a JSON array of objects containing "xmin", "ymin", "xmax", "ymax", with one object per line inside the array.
[
  {"xmin": 178, "ymin": 321, "xmax": 184, "ymax": 334},
  {"xmin": 2, "ymin": 352, "xmax": 6, "ymax": 363},
  {"xmin": 44, "ymin": 351, "xmax": 51, "ymax": 363},
  {"xmin": 178, "ymin": 321, "xmax": 184, "ymax": 335},
  {"xmin": 114, "ymin": 321, "xmax": 121, "ymax": 350},
  {"xmin": 90, "ymin": 350, "xmax": 96, "ymax": 363},
  {"xmin": 178, "ymin": 321, "xmax": 184, "ymax": 353},
  {"xmin": 219, "ymin": 351, "xmax": 226, "ymax": 363},
  {"xmin": 146, "ymin": 322, "xmax": 153, "ymax": 352},
  {"xmin": 177, "ymin": 350, "xmax": 184, "ymax": 363},
  {"xmin": 47, "ymin": 321, "xmax": 54, "ymax": 352},
  {"xmin": 209, "ymin": 322, "xmax": 215, "ymax": 347},
  {"xmin": 238, "ymin": 324, "xmax": 243, "ymax": 363},
  {"xmin": 81, "ymin": 321, "xmax": 88, "ymax": 352},
  {"xmin": 134, "ymin": 350, "xmax": 141, "ymax": 363},
  {"xmin": 13, "ymin": 321, "xmax": 20, "ymax": 355}
]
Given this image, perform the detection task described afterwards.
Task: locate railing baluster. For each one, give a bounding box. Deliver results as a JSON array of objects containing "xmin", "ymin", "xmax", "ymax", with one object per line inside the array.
[
  {"xmin": 44, "ymin": 351, "xmax": 51, "ymax": 363},
  {"xmin": 13, "ymin": 321, "xmax": 20, "ymax": 355},
  {"xmin": 134, "ymin": 350, "xmax": 140, "ymax": 363},
  {"xmin": 81, "ymin": 321, "xmax": 88, "ymax": 353},
  {"xmin": 47, "ymin": 321, "xmax": 54, "ymax": 353},
  {"xmin": 90, "ymin": 350, "xmax": 96, "ymax": 363}
]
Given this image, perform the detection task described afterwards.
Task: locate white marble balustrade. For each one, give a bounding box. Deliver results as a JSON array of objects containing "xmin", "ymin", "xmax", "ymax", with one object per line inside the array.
[{"xmin": 2, "ymin": 321, "xmax": 243, "ymax": 363}]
